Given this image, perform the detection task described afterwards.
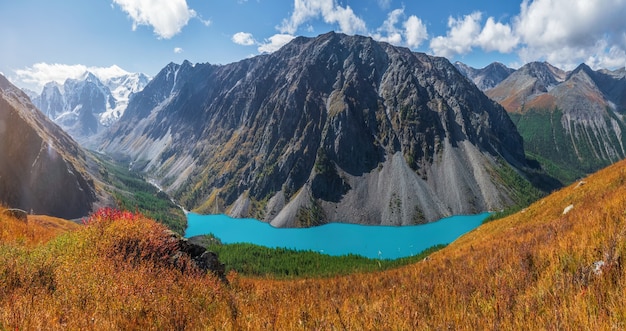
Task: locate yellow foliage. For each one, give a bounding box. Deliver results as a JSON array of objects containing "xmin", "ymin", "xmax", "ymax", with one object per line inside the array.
[
  {"xmin": 0, "ymin": 208, "xmax": 79, "ymax": 246},
  {"xmin": 3, "ymin": 158, "xmax": 626, "ymax": 329}
]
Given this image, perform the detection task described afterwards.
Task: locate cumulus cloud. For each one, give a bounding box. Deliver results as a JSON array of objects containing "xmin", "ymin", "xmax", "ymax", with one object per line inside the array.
[
  {"xmin": 429, "ymin": 12, "xmax": 520, "ymax": 59},
  {"xmin": 174, "ymin": 47, "xmax": 183, "ymax": 54},
  {"xmin": 112, "ymin": 0, "xmax": 198, "ymax": 39},
  {"xmin": 477, "ymin": 17, "xmax": 518, "ymax": 53},
  {"xmin": 279, "ymin": 0, "xmax": 366, "ymax": 35},
  {"xmin": 513, "ymin": 0, "xmax": 626, "ymax": 69},
  {"xmin": 14, "ymin": 63, "xmax": 130, "ymax": 92},
  {"xmin": 373, "ymin": 8, "xmax": 404, "ymax": 45},
  {"xmin": 372, "ymin": 9, "xmax": 428, "ymax": 49},
  {"xmin": 403, "ymin": 16, "xmax": 428, "ymax": 49},
  {"xmin": 232, "ymin": 32, "xmax": 257, "ymax": 46},
  {"xmin": 258, "ymin": 34, "xmax": 296, "ymax": 53},
  {"xmin": 430, "ymin": 12, "xmax": 482, "ymax": 58}
]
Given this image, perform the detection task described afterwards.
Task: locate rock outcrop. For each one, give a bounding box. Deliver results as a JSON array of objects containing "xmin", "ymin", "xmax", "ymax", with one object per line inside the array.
[{"xmin": 165, "ymin": 230, "xmax": 226, "ymax": 282}]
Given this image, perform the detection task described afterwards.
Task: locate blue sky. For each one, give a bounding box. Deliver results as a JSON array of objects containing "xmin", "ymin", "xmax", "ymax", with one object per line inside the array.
[{"xmin": 1, "ymin": 0, "xmax": 625, "ymax": 92}]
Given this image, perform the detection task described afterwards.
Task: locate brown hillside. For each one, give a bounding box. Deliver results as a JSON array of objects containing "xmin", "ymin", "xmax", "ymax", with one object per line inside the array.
[
  {"xmin": 0, "ymin": 208, "xmax": 79, "ymax": 246},
  {"xmin": 2, "ymin": 158, "xmax": 626, "ymax": 329}
]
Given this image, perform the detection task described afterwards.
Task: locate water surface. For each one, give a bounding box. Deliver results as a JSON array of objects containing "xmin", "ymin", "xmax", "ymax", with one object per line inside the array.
[{"xmin": 185, "ymin": 213, "xmax": 490, "ymax": 259}]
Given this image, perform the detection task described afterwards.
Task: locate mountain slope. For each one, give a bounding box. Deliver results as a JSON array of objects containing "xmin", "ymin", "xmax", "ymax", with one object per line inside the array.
[
  {"xmin": 487, "ymin": 62, "xmax": 626, "ymax": 183},
  {"xmin": 102, "ymin": 32, "xmax": 545, "ymax": 226},
  {"xmin": 0, "ymin": 74, "xmax": 101, "ymax": 219},
  {"xmin": 486, "ymin": 61, "xmax": 567, "ymax": 112},
  {"xmin": 4, "ymin": 136, "xmax": 626, "ymax": 329},
  {"xmin": 454, "ymin": 61, "xmax": 515, "ymax": 90}
]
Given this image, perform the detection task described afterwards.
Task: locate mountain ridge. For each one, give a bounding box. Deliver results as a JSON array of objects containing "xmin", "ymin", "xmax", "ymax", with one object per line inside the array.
[
  {"xmin": 454, "ymin": 61, "xmax": 515, "ymax": 91},
  {"xmin": 102, "ymin": 32, "xmax": 546, "ymax": 227},
  {"xmin": 487, "ymin": 61, "xmax": 626, "ymax": 183}
]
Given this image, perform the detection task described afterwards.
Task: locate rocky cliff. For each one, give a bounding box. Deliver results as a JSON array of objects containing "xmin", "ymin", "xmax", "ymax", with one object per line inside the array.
[
  {"xmin": 102, "ymin": 32, "xmax": 539, "ymax": 227},
  {"xmin": 0, "ymin": 74, "xmax": 102, "ymax": 219}
]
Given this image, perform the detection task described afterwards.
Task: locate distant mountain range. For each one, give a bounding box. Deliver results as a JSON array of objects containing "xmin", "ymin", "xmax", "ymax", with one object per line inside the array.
[
  {"xmin": 100, "ymin": 32, "xmax": 548, "ymax": 227},
  {"xmin": 454, "ymin": 61, "xmax": 515, "ymax": 91},
  {"xmin": 28, "ymin": 71, "xmax": 149, "ymax": 143}
]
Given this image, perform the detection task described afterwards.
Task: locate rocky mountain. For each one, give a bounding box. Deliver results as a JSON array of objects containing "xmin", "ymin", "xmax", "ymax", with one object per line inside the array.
[
  {"xmin": 486, "ymin": 61, "xmax": 567, "ymax": 111},
  {"xmin": 0, "ymin": 74, "xmax": 105, "ymax": 219},
  {"xmin": 31, "ymin": 71, "xmax": 149, "ymax": 144},
  {"xmin": 454, "ymin": 62, "xmax": 515, "ymax": 91},
  {"xmin": 102, "ymin": 32, "xmax": 547, "ymax": 227},
  {"xmin": 486, "ymin": 62, "xmax": 626, "ymax": 183}
]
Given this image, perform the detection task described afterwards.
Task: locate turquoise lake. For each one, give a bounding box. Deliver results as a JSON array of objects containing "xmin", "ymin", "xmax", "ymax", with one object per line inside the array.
[{"xmin": 185, "ymin": 213, "xmax": 490, "ymax": 260}]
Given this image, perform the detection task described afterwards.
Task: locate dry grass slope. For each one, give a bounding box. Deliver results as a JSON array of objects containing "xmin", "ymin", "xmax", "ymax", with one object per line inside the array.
[
  {"xmin": 0, "ymin": 209, "xmax": 79, "ymax": 246},
  {"xmin": 228, "ymin": 158, "xmax": 626, "ymax": 329},
  {"xmin": 3, "ymin": 158, "xmax": 626, "ymax": 329},
  {"xmin": 0, "ymin": 209, "xmax": 233, "ymax": 330}
]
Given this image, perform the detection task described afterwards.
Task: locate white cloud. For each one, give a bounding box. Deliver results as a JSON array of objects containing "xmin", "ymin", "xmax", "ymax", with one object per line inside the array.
[
  {"xmin": 232, "ymin": 32, "xmax": 257, "ymax": 46},
  {"xmin": 258, "ymin": 34, "xmax": 296, "ymax": 53},
  {"xmin": 372, "ymin": 9, "xmax": 428, "ymax": 49},
  {"xmin": 403, "ymin": 16, "xmax": 428, "ymax": 49},
  {"xmin": 429, "ymin": 12, "xmax": 519, "ymax": 59},
  {"xmin": 588, "ymin": 44, "xmax": 626, "ymax": 69},
  {"xmin": 373, "ymin": 8, "xmax": 404, "ymax": 45},
  {"xmin": 476, "ymin": 17, "xmax": 518, "ymax": 53},
  {"xmin": 279, "ymin": 0, "xmax": 366, "ymax": 35},
  {"xmin": 513, "ymin": 0, "xmax": 626, "ymax": 69},
  {"xmin": 377, "ymin": 0, "xmax": 391, "ymax": 9},
  {"xmin": 14, "ymin": 63, "xmax": 131, "ymax": 92},
  {"xmin": 197, "ymin": 15, "xmax": 212, "ymax": 27},
  {"xmin": 174, "ymin": 47, "xmax": 183, "ymax": 54},
  {"xmin": 430, "ymin": 12, "xmax": 482, "ymax": 58},
  {"xmin": 425, "ymin": 0, "xmax": 626, "ymax": 70},
  {"xmin": 112, "ymin": 0, "xmax": 197, "ymax": 39}
]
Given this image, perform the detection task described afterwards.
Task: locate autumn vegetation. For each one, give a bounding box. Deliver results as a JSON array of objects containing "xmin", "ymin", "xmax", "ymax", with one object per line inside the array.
[{"xmin": 4, "ymin": 158, "xmax": 626, "ymax": 329}]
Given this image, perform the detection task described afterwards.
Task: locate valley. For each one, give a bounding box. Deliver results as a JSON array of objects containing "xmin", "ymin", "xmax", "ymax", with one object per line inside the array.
[
  {"xmin": 2, "ymin": 28, "xmax": 626, "ymax": 329},
  {"xmin": 3, "ymin": 139, "xmax": 626, "ymax": 329}
]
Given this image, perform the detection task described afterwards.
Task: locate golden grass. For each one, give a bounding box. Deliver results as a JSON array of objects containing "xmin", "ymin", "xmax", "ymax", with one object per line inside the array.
[
  {"xmin": 0, "ymin": 208, "xmax": 233, "ymax": 330},
  {"xmin": 0, "ymin": 209, "xmax": 79, "ymax": 246},
  {"xmin": 3, "ymin": 158, "xmax": 626, "ymax": 329}
]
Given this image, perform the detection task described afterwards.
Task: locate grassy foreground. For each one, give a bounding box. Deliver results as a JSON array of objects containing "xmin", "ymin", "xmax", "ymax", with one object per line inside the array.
[{"xmin": 3, "ymin": 157, "xmax": 626, "ymax": 329}]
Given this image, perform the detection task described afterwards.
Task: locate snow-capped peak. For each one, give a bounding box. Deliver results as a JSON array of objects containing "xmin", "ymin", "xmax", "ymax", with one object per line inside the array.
[{"xmin": 31, "ymin": 66, "xmax": 151, "ymax": 142}]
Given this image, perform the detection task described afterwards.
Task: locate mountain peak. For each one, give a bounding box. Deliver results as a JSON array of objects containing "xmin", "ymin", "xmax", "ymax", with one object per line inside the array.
[
  {"xmin": 103, "ymin": 32, "xmax": 533, "ymax": 227},
  {"xmin": 30, "ymin": 67, "xmax": 151, "ymax": 144},
  {"xmin": 454, "ymin": 61, "xmax": 514, "ymax": 91}
]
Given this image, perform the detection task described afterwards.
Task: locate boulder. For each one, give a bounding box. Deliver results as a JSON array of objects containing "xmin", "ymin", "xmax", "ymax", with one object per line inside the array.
[
  {"xmin": 164, "ymin": 230, "xmax": 227, "ymax": 282},
  {"xmin": 3, "ymin": 208, "xmax": 28, "ymax": 222}
]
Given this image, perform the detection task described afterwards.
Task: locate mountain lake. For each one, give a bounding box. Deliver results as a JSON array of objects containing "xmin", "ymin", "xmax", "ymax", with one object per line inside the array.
[{"xmin": 185, "ymin": 212, "xmax": 490, "ymax": 259}]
